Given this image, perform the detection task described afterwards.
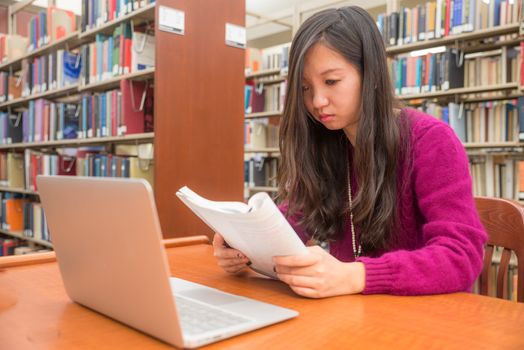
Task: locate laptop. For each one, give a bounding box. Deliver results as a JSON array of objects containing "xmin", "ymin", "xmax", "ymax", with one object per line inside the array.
[{"xmin": 36, "ymin": 176, "xmax": 298, "ymax": 348}]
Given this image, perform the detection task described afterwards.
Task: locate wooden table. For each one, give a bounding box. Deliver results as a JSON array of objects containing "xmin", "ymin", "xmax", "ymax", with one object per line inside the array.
[{"xmin": 1, "ymin": 243, "xmax": 523, "ymax": 349}]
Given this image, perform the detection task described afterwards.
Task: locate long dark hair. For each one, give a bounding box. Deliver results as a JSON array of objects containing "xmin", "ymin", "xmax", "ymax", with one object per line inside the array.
[{"xmin": 278, "ymin": 6, "xmax": 410, "ymax": 254}]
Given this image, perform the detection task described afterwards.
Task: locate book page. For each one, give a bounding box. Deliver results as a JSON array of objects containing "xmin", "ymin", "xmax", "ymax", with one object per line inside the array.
[{"xmin": 176, "ymin": 187, "xmax": 307, "ymax": 278}]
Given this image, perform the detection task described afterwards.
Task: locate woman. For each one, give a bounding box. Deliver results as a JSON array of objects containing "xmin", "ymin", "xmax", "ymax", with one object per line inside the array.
[{"xmin": 213, "ymin": 6, "xmax": 487, "ymax": 298}]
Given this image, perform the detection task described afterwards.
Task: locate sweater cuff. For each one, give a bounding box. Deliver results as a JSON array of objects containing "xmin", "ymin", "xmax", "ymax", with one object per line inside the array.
[{"xmin": 357, "ymin": 255, "xmax": 399, "ymax": 295}]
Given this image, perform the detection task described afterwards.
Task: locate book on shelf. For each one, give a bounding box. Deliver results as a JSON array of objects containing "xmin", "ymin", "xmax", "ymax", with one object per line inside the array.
[
  {"xmin": 377, "ymin": 0, "xmax": 523, "ymax": 47},
  {"xmin": 0, "ymin": 239, "xmax": 17, "ymax": 256},
  {"xmin": 244, "ymin": 155, "xmax": 279, "ymax": 189},
  {"xmin": 0, "ymin": 34, "xmax": 29, "ymax": 63},
  {"xmin": 392, "ymin": 47, "xmax": 465, "ymax": 95},
  {"xmin": 80, "ymin": 0, "xmax": 156, "ymax": 32},
  {"xmin": 176, "ymin": 186, "xmax": 307, "ymax": 278},
  {"xmin": 6, "ymin": 152, "xmax": 24, "ymax": 188},
  {"xmin": 1, "ymin": 196, "xmax": 28, "ymax": 231},
  {"xmin": 245, "ymin": 43, "xmax": 290, "ymax": 75},
  {"xmin": 421, "ymin": 101, "xmax": 519, "ymax": 144},
  {"xmin": 0, "ymin": 72, "xmax": 22, "ymax": 103},
  {"xmin": 47, "ymin": 6, "xmax": 76, "ymax": 43}
]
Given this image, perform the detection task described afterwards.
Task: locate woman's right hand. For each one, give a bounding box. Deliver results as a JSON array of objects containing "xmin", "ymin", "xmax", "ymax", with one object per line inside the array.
[{"xmin": 212, "ymin": 233, "xmax": 250, "ymax": 274}]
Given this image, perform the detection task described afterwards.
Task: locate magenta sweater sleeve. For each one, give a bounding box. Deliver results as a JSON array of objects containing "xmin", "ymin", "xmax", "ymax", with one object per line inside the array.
[{"xmin": 358, "ymin": 119, "xmax": 487, "ymax": 295}]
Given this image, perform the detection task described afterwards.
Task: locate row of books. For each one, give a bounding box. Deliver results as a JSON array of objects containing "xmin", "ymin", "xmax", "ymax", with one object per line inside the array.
[
  {"xmin": 0, "ymin": 80, "xmax": 153, "ymax": 145},
  {"xmin": 245, "ymin": 43, "xmax": 290, "ymax": 75},
  {"xmin": 422, "ymin": 100, "xmax": 523, "ymax": 143},
  {"xmin": 390, "ymin": 48, "xmax": 464, "ymax": 95},
  {"xmin": 244, "ymin": 155, "xmax": 279, "ymax": 188},
  {"xmin": 79, "ymin": 22, "xmax": 155, "ymax": 86},
  {"xmin": 20, "ymin": 50, "xmax": 81, "ymax": 97},
  {"xmin": 377, "ymin": 0, "xmax": 523, "ymax": 47},
  {"xmin": 245, "ymin": 81, "xmax": 286, "ymax": 114},
  {"xmin": 0, "ymin": 238, "xmax": 51, "ymax": 256},
  {"xmin": 244, "ymin": 120, "xmax": 279, "ymax": 150},
  {"xmin": 26, "ymin": 7, "xmax": 76, "ymax": 53},
  {"xmin": 0, "ymin": 194, "xmax": 50, "ymax": 241},
  {"xmin": 0, "ymin": 145, "xmax": 154, "ymax": 192},
  {"xmin": 390, "ymin": 46, "xmax": 520, "ymax": 96},
  {"xmin": 463, "ymin": 48, "xmax": 519, "ymax": 88},
  {"xmin": 81, "ymin": 0, "xmax": 156, "ymax": 32},
  {"xmin": 469, "ymin": 155, "xmax": 523, "ymax": 200}
]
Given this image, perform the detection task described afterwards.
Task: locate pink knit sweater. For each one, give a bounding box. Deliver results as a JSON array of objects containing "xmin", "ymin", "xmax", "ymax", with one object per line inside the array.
[{"xmin": 282, "ymin": 108, "xmax": 487, "ymax": 295}]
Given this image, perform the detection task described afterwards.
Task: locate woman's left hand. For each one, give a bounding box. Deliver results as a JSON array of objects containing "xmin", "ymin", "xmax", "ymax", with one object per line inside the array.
[{"xmin": 273, "ymin": 245, "xmax": 366, "ymax": 298}]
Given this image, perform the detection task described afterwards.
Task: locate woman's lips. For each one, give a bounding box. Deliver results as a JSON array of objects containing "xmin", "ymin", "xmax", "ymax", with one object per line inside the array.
[{"xmin": 319, "ymin": 114, "xmax": 335, "ymax": 122}]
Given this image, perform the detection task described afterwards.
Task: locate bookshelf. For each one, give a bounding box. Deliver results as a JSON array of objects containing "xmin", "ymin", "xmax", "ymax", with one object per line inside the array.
[
  {"xmin": 386, "ymin": 23, "xmax": 521, "ymax": 55},
  {"xmin": 0, "ymin": 132, "xmax": 154, "ymax": 150},
  {"xmin": 78, "ymin": 67, "xmax": 155, "ymax": 92},
  {"xmin": 398, "ymin": 82, "xmax": 520, "ymax": 100},
  {"xmin": 245, "ymin": 110, "xmax": 282, "ymax": 119},
  {"xmin": 0, "ymin": 228, "xmax": 52, "ymax": 248},
  {"xmin": 0, "ymin": 0, "xmax": 245, "ymax": 253},
  {"xmin": 378, "ymin": 0, "xmax": 524, "ymax": 204}
]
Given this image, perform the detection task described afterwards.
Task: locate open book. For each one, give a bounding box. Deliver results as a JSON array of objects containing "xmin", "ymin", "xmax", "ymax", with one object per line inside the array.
[{"xmin": 176, "ymin": 186, "xmax": 308, "ymax": 279}]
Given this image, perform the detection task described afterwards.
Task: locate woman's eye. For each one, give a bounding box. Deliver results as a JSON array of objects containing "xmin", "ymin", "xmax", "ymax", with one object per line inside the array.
[
  {"xmin": 325, "ymin": 79, "xmax": 338, "ymax": 85},
  {"xmin": 302, "ymin": 85, "xmax": 310, "ymax": 92}
]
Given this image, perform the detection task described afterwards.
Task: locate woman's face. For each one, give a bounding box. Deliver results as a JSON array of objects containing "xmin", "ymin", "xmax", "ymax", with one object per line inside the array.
[{"xmin": 302, "ymin": 43, "xmax": 362, "ymax": 140}]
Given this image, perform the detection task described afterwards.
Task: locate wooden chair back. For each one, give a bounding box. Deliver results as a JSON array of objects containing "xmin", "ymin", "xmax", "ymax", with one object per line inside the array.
[{"xmin": 475, "ymin": 197, "xmax": 524, "ymax": 302}]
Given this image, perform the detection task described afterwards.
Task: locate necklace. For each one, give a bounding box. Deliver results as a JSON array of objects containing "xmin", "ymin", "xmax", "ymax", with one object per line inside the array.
[{"xmin": 347, "ymin": 160, "xmax": 362, "ymax": 258}]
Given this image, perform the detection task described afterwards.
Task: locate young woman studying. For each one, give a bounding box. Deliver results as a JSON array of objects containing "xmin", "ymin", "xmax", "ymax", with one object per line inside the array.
[{"xmin": 213, "ymin": 6, "xmax": 487, "ymax": 298}]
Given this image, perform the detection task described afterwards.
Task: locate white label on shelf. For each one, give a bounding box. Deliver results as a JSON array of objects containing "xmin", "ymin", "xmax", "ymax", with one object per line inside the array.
[
  {"xmin": 159, "ymin": 6, "xmax": 185, "ymax": 35},
  {"xmin": 225, "ymin": 23, "xmax": 246, "ymax": 49}
]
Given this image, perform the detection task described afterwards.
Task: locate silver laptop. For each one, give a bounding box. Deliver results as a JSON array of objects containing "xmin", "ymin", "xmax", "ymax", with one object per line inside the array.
[{"xmin": 36, "ymin": 175, "xmax": 298, "ymax": 348}]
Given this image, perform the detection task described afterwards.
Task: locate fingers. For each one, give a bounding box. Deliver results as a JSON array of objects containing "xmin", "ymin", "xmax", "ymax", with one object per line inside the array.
[
  {"xmin": 273, "ymin": 247, "xmax": 322, "ymax": 268},
  {"xmin": 276, "ymin": 273, "xmax": 321, "ymax": 290},
  {"xmin": 212, "ymin": 232, "xmax": 250, "ymax": 274}
]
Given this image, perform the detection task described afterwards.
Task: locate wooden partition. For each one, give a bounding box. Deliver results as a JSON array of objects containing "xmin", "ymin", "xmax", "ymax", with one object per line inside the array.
[{"xmin": 154, "ymin": 0, "xmax": 245, "ymax": 238}]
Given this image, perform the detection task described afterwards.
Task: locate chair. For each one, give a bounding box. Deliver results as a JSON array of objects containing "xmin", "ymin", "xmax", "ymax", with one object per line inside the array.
[{"xmin": 475, "ymin": 197, "xmax": 524, "ymax": 302}]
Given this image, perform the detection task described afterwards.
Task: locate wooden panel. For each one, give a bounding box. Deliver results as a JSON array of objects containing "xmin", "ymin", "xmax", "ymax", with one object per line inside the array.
[{"xmin": 154, "ymin": 0, "xmax": 245, "ymax": 238}]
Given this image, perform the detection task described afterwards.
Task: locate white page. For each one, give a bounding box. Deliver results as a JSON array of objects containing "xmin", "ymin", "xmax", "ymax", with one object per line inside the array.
[{"xmin": 176, "ymin": 187, "xmax": 308, "ymax": 278}]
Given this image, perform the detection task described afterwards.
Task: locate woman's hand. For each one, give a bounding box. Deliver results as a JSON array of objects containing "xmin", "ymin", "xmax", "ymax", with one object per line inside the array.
[
  {"xmin": 212, "ymin": 233, "xmax": 250, "ymax": 274},
  {"xmin": 273, "ymin": 245, "xmax": 366, "ymax": 298}
]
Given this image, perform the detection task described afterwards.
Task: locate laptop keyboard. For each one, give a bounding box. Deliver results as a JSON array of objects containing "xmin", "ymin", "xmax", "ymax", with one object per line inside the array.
[{"xmin": 175, "ymin": 294, "xmax": 253, "ymax": 335}]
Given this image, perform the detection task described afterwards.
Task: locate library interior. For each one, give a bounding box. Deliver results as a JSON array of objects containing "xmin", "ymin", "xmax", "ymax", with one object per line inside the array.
[{"xmin": 0, "ymin": 0, "xmax": 523, "ymax": 349}]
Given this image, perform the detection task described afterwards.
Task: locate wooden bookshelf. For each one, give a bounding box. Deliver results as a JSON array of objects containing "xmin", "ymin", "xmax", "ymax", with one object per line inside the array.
[
  {"xmin": 398, "ymin": 83, "xmax": 519, "ymax": 100},
  {"xmin": 245, "ymin": 68, "xmax": 282, "ymax": 79},
  {"xmin": 0, "ymin": 31, "xmax": 82, "ymax": 73},
  {"xmin": 247, "ymin": 186, "xmax": 278, "ymax": 192},
  {"xmin": 256, "ymin": 77, "xmax": 287, "ymax": 85},
  {"xmin": 386, "ymin": 23, "xmax": 520, "ymax": 55},
  {"xmin": 0, "ymin": 84, "xmax": 79, "ymax": 110},
  {"xmin": 464, "ymin": 142, "xmax": 524, "ymax": 149},
  {"xmin": 0, "ymin": 228, "xmax": 52, "ymax": 248},
  {"xmin": 0, "ymin": 132, "xmax": 154, "ymax": 150},
  {"xmin": 0, "ymin": 186, "xmax": 38, "ymax": 195},
  {"xmin": 0, "ymin": 0, "xmax": 248, "ymax": 244},
  {"xmin": 78, "ymin": 68, "xmax": 155, "ymax": 93},
  {"xmin": 245, "ymin": 110, "xmax": 282, "ymax": 119},
  {"xmin": 245, "ymin": 147, "xmax": 280, "ymax": 154},
  {"xmin": 154, "ymin": 0, "xmax": 245, "ymax": 238},
  {"xmin": 78, "ymin": 3, "xmax": 156, "ymax": 40}
]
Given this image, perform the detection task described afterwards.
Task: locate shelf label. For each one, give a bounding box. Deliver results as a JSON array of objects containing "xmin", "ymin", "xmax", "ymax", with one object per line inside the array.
[
  {"xmin": 159, "ymin": 6, "xmax": 185, "ymax": 35},
  {"xmin": 225, "ymin": 23, "xmax": 246, "ymax": 49}
]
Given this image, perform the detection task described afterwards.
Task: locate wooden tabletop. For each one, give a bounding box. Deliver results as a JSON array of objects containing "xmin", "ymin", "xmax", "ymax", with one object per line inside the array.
[{"xmin": 1, "ymin": 243, "xmax": 523, "ymax": 349}]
